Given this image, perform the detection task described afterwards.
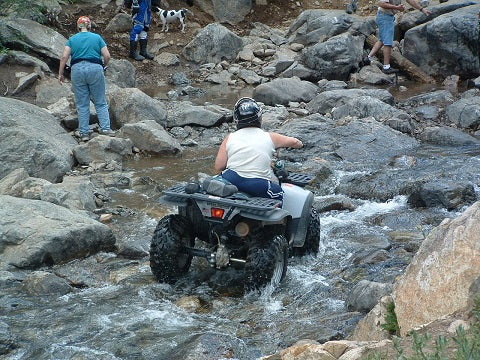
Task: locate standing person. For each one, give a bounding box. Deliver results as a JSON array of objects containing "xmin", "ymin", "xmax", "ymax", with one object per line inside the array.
[
  {"xmin": 366, "ymin": 0, "xmax": 431, "ymax": 74},
  {"xmin": 58, "ymin": 16, "xmax": 114, "ymax": 142},
  {"xmin": 214, "ymin": 97, "xmax": 303, "ymax": 201},
  {"xmin": 124, "ymin": 0, "xmax": 156, "ymax": 61}
]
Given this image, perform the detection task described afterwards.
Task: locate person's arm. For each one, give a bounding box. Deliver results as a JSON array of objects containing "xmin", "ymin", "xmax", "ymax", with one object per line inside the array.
[
  {"xmin": 378, "ymin": 0, "xmax": 405, "ymax": 11},
  {"xmin": 214, "ymin": 134, "xmax": 230, "ymax": 172},
  {"xmin": 269, "ymin": 132, "xmax": 303, "ymax": 149},
  {"xmin": 101, "ymin": 46, "xmax": 110, "ymax": 66},
  {"xmin": 406, "ymin": 0, "xmax": 431, "ymax": 14},
  {"xmin": 58, "ymin": 46, "xmax": 71, "ymax": 83}
]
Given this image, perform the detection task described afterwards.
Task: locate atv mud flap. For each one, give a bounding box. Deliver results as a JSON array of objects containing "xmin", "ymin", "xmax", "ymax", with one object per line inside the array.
[{"xmin": 282, "ymin": 186, "xmax": 314, "ymax": 247}]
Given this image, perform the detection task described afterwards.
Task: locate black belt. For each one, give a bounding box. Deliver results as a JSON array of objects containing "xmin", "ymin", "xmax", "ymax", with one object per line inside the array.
[{"xmin": 71, "ymin": 58, "xmax": 103, "ymax": 66}]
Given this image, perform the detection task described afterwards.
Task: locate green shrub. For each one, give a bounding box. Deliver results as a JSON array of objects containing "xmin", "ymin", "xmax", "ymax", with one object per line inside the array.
[{"xmin": 381, "ymin": 301, "xmax": 400, "ymax": 336}]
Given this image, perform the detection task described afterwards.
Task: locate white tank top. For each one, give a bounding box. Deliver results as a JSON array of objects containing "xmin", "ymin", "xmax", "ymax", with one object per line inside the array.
[{"xmin": 226, "ymin": 128, "xmax": 275, "ymax": 179}]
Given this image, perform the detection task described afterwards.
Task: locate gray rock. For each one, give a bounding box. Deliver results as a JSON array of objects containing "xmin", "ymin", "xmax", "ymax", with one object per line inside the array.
[
  {"xmin": 253, "ymin": 77, "xmax": 319, "ymax": 106},
  {"xmin": 118, "ymin": 120, "xmax": 182, "ymax": 154},
  {"xmin": 403, "ymin": 4, "xmax": 480, "ymax": 78},
  {"xmin": 445, "ymin": 96, "xmax": 480, "ymax": 129},
  {"xmin": 0, "ymin": 97, "xmax": 76, "ymax": 182},
  {"xmin": 73, "ymin": 136, "xmax": 133, "ymax": 165},
  {"xmin": 347, "ymin": 280, "xmax": 393, "ymax": 313},
  {"xmin": 183, "ymin": 23, "xmax": 243, "ymax": 64},
  {"xmin": 419, "ymin": 126, "xmax": 480, "ymax": 146},
  {"xmin": 306, "ymin": 88, "xmax": 394, "ymax": 114},
  {"xmin": 0, "ymin": 18, "xmax": 66, "ymax": 63},
  {"xmin": 0, "ymin": 195, "xmax": 116, "ymax": 269},
  {"xmin": 108, "ymin": 87, "xmax": 167, "ymax": 128},
  {"xmin": 408, "ymin": 181, "xmax": 477, "ymax": 210},
  {"xmin": 21, "ymin": 271, "xmax": 72, "ymax": 296}
]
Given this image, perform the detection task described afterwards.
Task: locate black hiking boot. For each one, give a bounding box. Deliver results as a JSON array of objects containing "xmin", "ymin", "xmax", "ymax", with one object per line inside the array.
[
  {"xmin": 139, "ymin": 39, "xmax": 154, "ymax": 60},
  {"xmin": 129, "ymin": 41, "xmax": 145, "ymax": 61}
]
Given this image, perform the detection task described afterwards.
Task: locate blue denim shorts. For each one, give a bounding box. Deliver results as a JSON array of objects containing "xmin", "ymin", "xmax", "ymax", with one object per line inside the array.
[{"xmin": 376, "ymin": 10, "xmax": 395, "ymax": 46}]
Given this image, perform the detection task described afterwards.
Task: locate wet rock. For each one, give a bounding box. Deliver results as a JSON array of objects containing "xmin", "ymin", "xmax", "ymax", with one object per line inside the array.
[
  {"xmin": 407, "ymin": 180, "xmax": 476, "ymax": 210},
  {"xmin": 165, "ymin": 332, "xmax": 256, "ymax": 360},
  {"xmin": 21, "ymin": 271, "xmax": 72, "ymax": 296},
  {"xmin": 0, "ymin": 320, "xmax": 18, "ymax": 356},
  {"xmin": 0, "ymin": 195, "xmax": 116, "ymax": 269},
  {"xmin": 445, "ymin": 96, "xmax": 480, "ymax": 129},
  {"xmin": 175, "ymin": 295, "xmax": 203, "ymax": 313},
  {"xmin": 346, "ymin": 280, "xmax": 393, "ymax": 313}
]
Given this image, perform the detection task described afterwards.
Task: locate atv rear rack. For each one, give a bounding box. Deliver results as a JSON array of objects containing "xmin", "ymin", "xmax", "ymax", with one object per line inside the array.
[{"xmin": 162, "ymin": 183, "xmax": 283, "ymax": 212}]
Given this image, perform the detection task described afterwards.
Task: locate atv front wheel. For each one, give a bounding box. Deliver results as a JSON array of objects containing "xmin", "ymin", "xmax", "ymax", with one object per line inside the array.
[
  {"xmin": 294, "ymin": 207, "xmax": 320, "ymax": 256},
  {"xmin": 149, "ymin": 214, "xmax": 194, "ymax": 284},
  {"xmin": 244, "ymin": 233, "xmax": 288, "ymax": 291}
]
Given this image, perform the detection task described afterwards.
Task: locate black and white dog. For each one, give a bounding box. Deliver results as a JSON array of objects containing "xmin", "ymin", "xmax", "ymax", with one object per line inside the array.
[{"xmin": 155, "ymin": 8, "xmax": 189, "ymax": 33}]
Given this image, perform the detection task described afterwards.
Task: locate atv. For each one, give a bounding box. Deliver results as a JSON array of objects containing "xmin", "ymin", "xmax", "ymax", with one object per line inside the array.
[{"xmin": 149, "ymin": 163, "xmax": 320, "ymax": 291}]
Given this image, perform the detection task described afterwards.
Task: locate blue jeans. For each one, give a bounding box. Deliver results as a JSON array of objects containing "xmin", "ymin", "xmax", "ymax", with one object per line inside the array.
[
  {"xmin": 71, "ymin": 61, "xmax": 111, "ymax": 135},
  {"xmin": 222, "ymin": 169, "xmax": 284, "ymax": 200},
  {"xmin": 376, "ymin": 11, "xmax": 395, "ymax": 46}
]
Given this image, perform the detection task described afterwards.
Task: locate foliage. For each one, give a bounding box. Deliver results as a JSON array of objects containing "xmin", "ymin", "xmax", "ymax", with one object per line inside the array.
[
  {"xmin": 371, "ymin": 297, "xmax": 480, "ymax": 359},
  {"xmin": 0, "ymin": 0, "xmax": 50, "ymax": 24},
  {"xmin": 381, "ymin": 301, "xmax": 401, "ymax": 336}
]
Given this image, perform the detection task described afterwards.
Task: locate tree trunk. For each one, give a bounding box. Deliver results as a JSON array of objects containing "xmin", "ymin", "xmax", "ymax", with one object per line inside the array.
[{"xmin": 366, "ymin": 34, "xmax": 435, "ymax": 84}]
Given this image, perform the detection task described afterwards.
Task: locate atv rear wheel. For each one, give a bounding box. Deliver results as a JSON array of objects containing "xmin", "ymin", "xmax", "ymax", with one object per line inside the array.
[
  {"xmin": 244, "ymin": 232, "xmax": 288, "ymax": 291},
  {"xmin": 149, "ymin": 214, "xmax": 194, "ymax": 284},
  {"xmin": 294, "ymin": 207, "xmax": 320, "ymax": 256}
]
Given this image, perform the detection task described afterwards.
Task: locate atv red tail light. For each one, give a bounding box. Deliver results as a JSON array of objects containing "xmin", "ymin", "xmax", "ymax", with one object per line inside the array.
[{"xmin": 211, "ymin": 208, "xmax": 225, "ymax": 219}]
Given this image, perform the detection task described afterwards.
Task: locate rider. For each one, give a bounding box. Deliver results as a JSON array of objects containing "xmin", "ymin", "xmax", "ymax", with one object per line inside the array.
[
  {"xmin": 214, "ymin": 97, "xmax": 303, "ymax": 200},
  {"xmin": 124, "ymin": 0, "xmax": 158, "ymax": 61}
]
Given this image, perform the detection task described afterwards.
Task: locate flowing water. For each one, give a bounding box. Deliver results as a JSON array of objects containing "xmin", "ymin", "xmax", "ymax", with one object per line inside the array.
[{"xmin": 2, "ymin": 82, "xmax": 478, "ymax": 359}]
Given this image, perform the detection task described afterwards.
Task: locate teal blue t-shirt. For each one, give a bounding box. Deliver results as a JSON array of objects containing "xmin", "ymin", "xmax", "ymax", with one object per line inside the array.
[{"xmin": 66, "ymin": 32, "xmax": 106, "ymax": 62}]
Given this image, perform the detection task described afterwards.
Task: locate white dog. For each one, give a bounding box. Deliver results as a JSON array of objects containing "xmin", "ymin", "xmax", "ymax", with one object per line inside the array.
[{"xmin": 156, "ymin": 8, "xmax": 188, "ymax": 33}]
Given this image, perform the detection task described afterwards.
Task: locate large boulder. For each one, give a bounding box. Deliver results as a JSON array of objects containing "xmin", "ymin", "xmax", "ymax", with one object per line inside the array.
[
  {"xmin": 108, "ymin": 87, "xmax": 167, "ymax": 128},
  {"xmin": 183, "ymin": 23, "xmax": 244, "ymax": 64},
  {"xmin": 118, "ymin": 121, "xmax": 182, "ymax": 154},
  {"xmin": 306, "ymin": 88, "xmax": 394, "ymax": 115},
  {"xmin": 393, "ymin": 201, "xmax": 480, "ymax": 336},
  {"xmin": 300, "ymin": 32, "xmax": 365, "ymax": 81},
  {"xmin": 253, "ymin": 77, "xmax": 319, "ymax": 106},
  {"xmin": 0, "ymin": 97, "xmax": 76, "ymax": 182},
  {"xmin": 286, "ymin": 9, "xmax": 376, "ymax": 46},
  {"xmin": 403, "ymin": 4, "xmax": 480, "ymax": 78},
  {"xmin": 0, "ymin": 18, "xmax": 67, "ymax": 66},
  {"xmin": 0, "ymin": 195, "xmax": 116, "ymax": 270}
]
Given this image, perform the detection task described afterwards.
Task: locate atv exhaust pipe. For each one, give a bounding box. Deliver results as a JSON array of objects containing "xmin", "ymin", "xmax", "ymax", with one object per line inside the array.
[{"xmin": 235, "ymin": 221, "xmax": 250, "ymax": 237}]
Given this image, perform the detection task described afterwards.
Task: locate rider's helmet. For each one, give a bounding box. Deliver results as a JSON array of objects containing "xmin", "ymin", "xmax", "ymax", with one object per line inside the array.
[
  {"xmin": 77, "ymin": 16, "xmax": 92, "ymax": 30},
  {"xmin": 233, "ymin": 97, "xmax": 262, "ymax": 130}
]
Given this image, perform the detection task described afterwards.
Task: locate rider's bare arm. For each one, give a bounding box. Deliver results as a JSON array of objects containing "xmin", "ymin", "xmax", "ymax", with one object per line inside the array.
[
  {"xmin": 269, "ymin": 132, "xmax": 303, "ymax": 149},
  {"xmin": 214, "ymin": 134, "xmax": 230, "ymax": 172}
]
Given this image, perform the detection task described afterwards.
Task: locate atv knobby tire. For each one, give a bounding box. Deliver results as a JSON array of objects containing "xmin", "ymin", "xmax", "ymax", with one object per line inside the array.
[
  {"xmin": 244, "ymin": 232, "xmax": 288, "ymax": 291},
  {"xmin": 150, "ymin": 214, "xmax": 194, "ymax": 284},
  {"xmin": 294, "ymin": 207, "xmax": 320, "ymax": 256}
]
